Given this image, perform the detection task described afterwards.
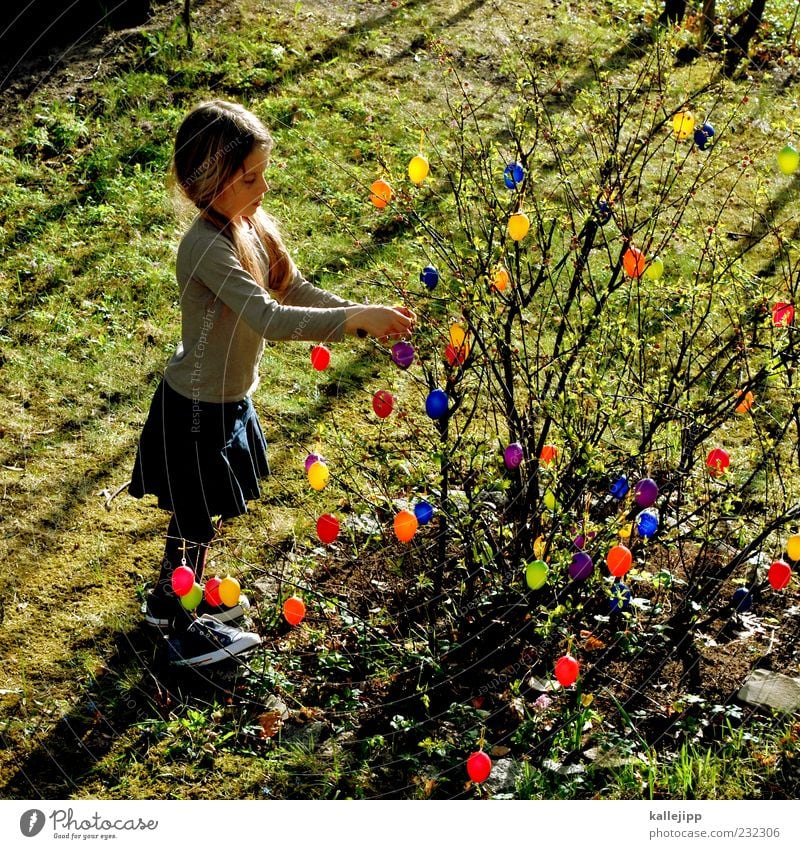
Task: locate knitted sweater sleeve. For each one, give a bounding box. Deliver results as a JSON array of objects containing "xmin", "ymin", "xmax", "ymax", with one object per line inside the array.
[{"xmin": 186, "ymin": 231, "xmax": 350, "ymax": 343}]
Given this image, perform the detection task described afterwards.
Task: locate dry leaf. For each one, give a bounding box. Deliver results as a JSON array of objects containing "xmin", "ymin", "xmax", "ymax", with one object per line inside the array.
[
  {"xmin": 257, "ymin": 710, "xmax": 284, "ymax": 739},
  {"xmin": 490, "ymin": 745, "xmax": 511, "ymax": 756}
]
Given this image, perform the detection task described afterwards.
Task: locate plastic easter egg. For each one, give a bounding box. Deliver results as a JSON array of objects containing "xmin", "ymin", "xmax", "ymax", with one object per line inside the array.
[
  {"xmin": 504, "ymin": 442, "xmax": 524, "ymax": 470},
  {"xmin": 283, "ymin": 595, "xmax": 306, "ymax": 625},
  {"xmin": 623, "ymin": 246, "xmax": 646, "ymax": 278},
  {"xmin": 503, "ymin": 162, "xmax": 525, "ymax": 189},
  {"xmin": 636, "ymin": 509, "xmax": 659, "ymax": 539},
  {"xmin": 539, "ymin": 444, "xmax": 557, "ymax": 464},
  {"xmin": 448, "ymin": 324, "xmax": 469, "ymax": 364},
  {"xmin": 491, "ymin": 266, "xmax": 510, "ymax": 293},
  {"xmin": 787, "ymin": 534, "xmax": 800, "ymax": 562},
  {"xmin": 408, "ymin": 154, "xmax": 430, "ymax": 185},
  {"xmin": 525, "ymin": 559, "xmax": 549, "ymax": 590},
  {"xmin": 543, "ymin": 490, "xmax": 557, "ymax": 511},
  {"xmin": 706, "ymin": 447, "xmax": 730, "ymax": 477},
  {"xmin": 768, "ymin": 560, "xmax": 792, "ymax": 590},
  {"xmin": 555, "ymin": 654, "xmax": 580, "ymax": 687},
  {"xmin": 673, "ymin": 110, "xmax": 695, "ymax": 140},
  {"xmin": 307, "ymin": 460, "xmax": 330, "ymax": 491},
  {"xmin": 644, "ymin": 256, "xmax": 664, "ymax": 281},
  {"xmin": 425, "ymin": 388, "xmax": 449, "ymax": 419},
  {"xmin": 218, "ymin": 576, "xmax": 241, "ymax": 608},
  {"xmin": 391, "ymin": 340, "xmax": 416, "ymax": 369},
  {"xmin": 414, "ymin": 500, "xmax": 434, "ymax": 525},
  {"xmin": 569, "ymin": 552, "xmax": 594, "ymax": 581},
  {"xmin": 180, "ymin": 582, "xmax": 203, "ymax": 611},
  {"xmin": 369, "ymin": 178, "xmax": 394, "ymax": 208},
  {"xmin": 419, "ymin": 265, "xmax": 439, "ymax": 289},
  {"xmin": 304, "ymin": 452, "xmax": 323, "ymax": 471},
  {"xmin": 372, "ymin": 389, "xmax": 395, "ymax": 419},
  {"xmin": 772, "ymin": 302, "xmax": 795, "ymax": 327},
  {"xmin": 466, "ymin": 750, "xmax": 492, "ymax": 783},
  {"xmin": 634, "ymin": 478, "xmax": 659, "ymax": 509},
  {"xmin": 777, "ymin": 144, "xmax": 800, "ymax": 176},
  {"xmin": 609, "ymin": 582, "xmax": 632, "ymax": 613},
  {"xmin": 508, "ymin": 212, "xmax": 530, "ymax": 241},
  {"xmin": 310, "ymin": 344, "xmax": 331, "ymax": 371},
  {"xmin": 394, "ymin": 509, "xmax": 419, "ymax": 543},
  {"xmin": 732, "ymin": 587, "xmax": 753, "ymax": 613},
  {"xmin": 316, "ymin": 513, "xmax": 340, "ymax": 545},
  {"xmin": 171, "ymin": 564, "xmax": 195, "ymax": 597},
  {"xmin": 735, "ymin": 390, "xmax": 754, "ymax": 414},
  {"xmin": 619, "ymin": 522, "xmax": 633, "ymax": 539},
  {"xmin": 606, "ymin": 544, "xmax": 632, "ymax": 577},
  {"xmin": 204, "ymin": 576, "xmax": 223, "ymax": 607},
  {"xmin": 595, "ymin": 199, "xmax": 612, "ymax": 225},
  {"xmin": 610, "ymin": 474, "xmax": 629, "ymax": 499},
  {"xmin": 445, "ymin": 343, "xmax": 467, "ymax": 367},
  {"xmin": 694, "ymin": 122, "xmax": 715, "ymax": 151}
]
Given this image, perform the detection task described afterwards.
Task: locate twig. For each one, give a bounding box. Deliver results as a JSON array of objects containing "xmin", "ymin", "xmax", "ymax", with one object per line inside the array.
[{"xmin": 101, "ymin": 479, "xmax": 131, "ymax": 510}]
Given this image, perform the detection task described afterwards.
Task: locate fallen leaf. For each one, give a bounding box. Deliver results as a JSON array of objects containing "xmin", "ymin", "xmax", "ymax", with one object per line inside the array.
[
  {"xmin": 257, "ymin": 710, "xmax": 284, "ymax": 739},
  {"xmin": 491, "ymin": 745, "xmax": 511, "ymax": 756}
]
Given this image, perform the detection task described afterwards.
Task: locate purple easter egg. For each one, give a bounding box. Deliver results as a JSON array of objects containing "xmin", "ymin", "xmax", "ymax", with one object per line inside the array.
[
  {"xmin": 391, "ymin": 341, "xmax": 416, "ymax": 369},
  {"xmin": 569, "ymin": 552, "xmax": 594, "ymax": 581},
  {"xmin": 504, "ymin": 442, "xmax": 524, "ymax": 470},
  {"xmin": 634, "ymin": 477, "xmax": 659, "ymax": 508},
  {"xmin": 304, "ymin": 453, "xmax": 323, "ymax": 471}
]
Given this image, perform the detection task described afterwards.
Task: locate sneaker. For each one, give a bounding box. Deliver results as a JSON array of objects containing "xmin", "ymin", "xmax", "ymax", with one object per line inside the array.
[
  {"xmin": 143, "ymin": 589, "xmax": 251, "ymax": 630},
  {"xmin": 142, "ymin": 590, "xmax": 176, "ymax": 631},
  {"xmin": 166, "ymin": 615, "xmax": 261, "ymax": 667},
  {"xmin": 196, "ymin": 593, "xmax": 251, "ymax": 624}
]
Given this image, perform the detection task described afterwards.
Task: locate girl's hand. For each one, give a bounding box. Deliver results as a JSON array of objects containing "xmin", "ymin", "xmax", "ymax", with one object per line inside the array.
[{"xmin": 345, "ymin": 305, "xmax": 415, "ymax": 341}]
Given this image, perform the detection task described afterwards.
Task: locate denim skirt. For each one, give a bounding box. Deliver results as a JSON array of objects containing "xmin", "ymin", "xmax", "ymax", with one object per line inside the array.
[{"xmin": 129, "ymin": 379, "xmax": 270, "ymax": 520}]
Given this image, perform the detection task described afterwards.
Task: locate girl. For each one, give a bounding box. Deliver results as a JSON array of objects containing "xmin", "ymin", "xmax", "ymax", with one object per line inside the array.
[{"xmin": 130, "ymin": 100, "xmax": 414, "ymax": 667}]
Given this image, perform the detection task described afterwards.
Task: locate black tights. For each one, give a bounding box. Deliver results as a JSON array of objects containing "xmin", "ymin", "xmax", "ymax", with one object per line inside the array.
[{"xmin": 154, "ymin": 513, "xmax": 217, "ymax": 630}]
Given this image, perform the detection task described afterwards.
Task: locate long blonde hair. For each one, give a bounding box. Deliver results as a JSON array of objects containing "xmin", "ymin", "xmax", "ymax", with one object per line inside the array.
[{"xmin": 172, "ymin": 100, "xmax": 293, "ymax": 293}]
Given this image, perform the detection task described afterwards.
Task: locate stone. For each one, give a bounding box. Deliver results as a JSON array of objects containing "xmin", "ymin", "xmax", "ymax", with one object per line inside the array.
[
  {"xmin": 737, "ymin": 669, "xmax": 800, "ymax": 713},
  {"xmin": 483, "ymin": 758, "xmax": 520, "ymax": 795}
]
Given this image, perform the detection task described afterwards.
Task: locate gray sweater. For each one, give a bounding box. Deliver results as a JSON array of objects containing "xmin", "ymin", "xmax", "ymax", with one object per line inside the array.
[{"xmin": 164, "ymin": 216, "xmax": 356, "ymax": 403}]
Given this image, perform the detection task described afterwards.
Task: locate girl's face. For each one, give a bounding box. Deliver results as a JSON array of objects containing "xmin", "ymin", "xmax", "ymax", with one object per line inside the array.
[{"xmin": 213, "ymin": 147, "xmax": 270, "ymax": 222}]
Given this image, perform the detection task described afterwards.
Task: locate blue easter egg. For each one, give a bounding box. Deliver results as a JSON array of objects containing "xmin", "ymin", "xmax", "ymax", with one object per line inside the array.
[
  {"xmin": 609, "ymin": 582, "xmax": 632, "ymax": 613},
  {"xmin": 732, "ymin": 587, "xmax": 753, "ymax": 612},
  {"xmin": 596, "ymin": 200, "xmax": 612, "ymax": 225},
  {"xmin": 503, "ymin": 162, "xmax": 525, "ymax": 189},
  {"xmin": 610, "ymin": 474, "xmax": 629, "ymax": 499},
  {"xmin": 425, "ymin": 389, "xmax": 449, "ymax": 419},
  {"xmin": 414, "ymin": 500, "xmax": 434, "ymax": 525},
  {"xmin": 420, "ymin": 265, "xmax": 439, "ymax": 290},
  {"xmin": 694, "ymin": 122, "xmax": 715, "ymax": 151},
  {"xmin": 636, "ymin": 509, "xmax": 659, "ymax": 539}
]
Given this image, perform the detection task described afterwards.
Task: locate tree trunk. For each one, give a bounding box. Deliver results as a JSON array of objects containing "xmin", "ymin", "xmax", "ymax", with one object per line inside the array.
[
  {"xmin": 700, "ymin": 0, "xmax": 716, "ymax": 43},
  {"xmin": 183, "ymin": 0, "xmax": 194, "ymax": 50},
  {"xmin": 724, "ymin": 0, "xmax": 767, "ymax": 76},
  {"xmin": 659, "ymin": 0, "xmax": 687, "ymax": 25}
]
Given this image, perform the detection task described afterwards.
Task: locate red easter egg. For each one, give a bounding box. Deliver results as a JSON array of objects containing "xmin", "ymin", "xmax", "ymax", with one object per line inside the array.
[
  {"xmin": 204, "ymin": 576, "xmax": 222, "ymax": 607},
  {"xmin": 372, "ymin": 389, "xmax": 395, "ymax": 418},
  {"xmin": 606, "ymin": 544, "xmax": 632, "ymax": 577},
  {"xmin": 316, "ymin": 513, "xmax": 340, "ymax": 545},
  {"xmin": 555, "ymin": 654, "xmax": 580, "ymax": 687},
  {"xmin": 706, "ymin": 447, "xmax": 730, "ymax": 477},
  {"xmin": 772, "ymin": 302, "xmax": 795, "ymax": 327},
  {"xmin": 310, "ymin": 344, "xmax": 331, "ymax": 371},
  {"xmin": 768, "ymin": 560, "xmax": 792, "ymax": 590},
  {"xmin": 171, "ymin": 564, "xmax": 195, "ymax": 597},
  {"xmin": 539, "ymin": 444, "xmax": 558, "ymax": 464},
  {"xmin": 466, "ymin": 751, "xmax": 492, "ymax": 783},
  {"xmin": 283, "ymin": 596, "xmax": 306, "ymax": 625},
  {"xmin": 623, "ymin": 247, "xmax": 646, "ymax": 278}
]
